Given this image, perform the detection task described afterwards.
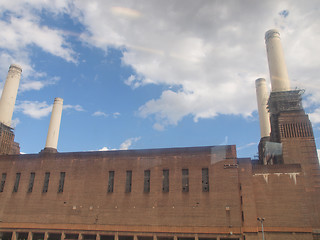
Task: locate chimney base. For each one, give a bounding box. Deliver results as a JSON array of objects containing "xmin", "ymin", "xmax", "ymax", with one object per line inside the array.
[{"xmin": 40, "ymin": 147, "xmax": 58, "ymax": 154}]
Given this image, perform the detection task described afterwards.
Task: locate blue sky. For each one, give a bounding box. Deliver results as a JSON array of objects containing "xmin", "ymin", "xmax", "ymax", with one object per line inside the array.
[{"xmin": 0, "ymin": 1, "xmax": 320, "ymax": 159}]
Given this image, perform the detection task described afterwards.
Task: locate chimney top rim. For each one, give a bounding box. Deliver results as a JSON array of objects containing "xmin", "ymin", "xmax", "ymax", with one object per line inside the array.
[
  {"xmin": 9, "ymin": 64, "xmax": 22, "ymax": 72},
  {"xmin": 54, "ymin": 97, "xmax": 63, "ymax": 103},
  {"xmin": 255, "ymin": 78, "xmax": 266, "ymax": 82},
  {"xmin": 265, "ymin": 29, "xmax": 280, "ymax": 42}
]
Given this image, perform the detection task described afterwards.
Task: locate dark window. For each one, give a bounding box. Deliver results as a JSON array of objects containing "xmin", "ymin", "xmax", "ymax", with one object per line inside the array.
[
  {"xmin": 64, "ymin": 234, "xmax": 78, "ymax": 240},
  {"xmin": 119, "ymin": 236, "xmax": 133, "ymax": 240},
  {"xmin": 144, "ymin": 170, "xmax": 150, "ymax": 193},
  {"xmin": 1, "ymin": 232, "xmax": 13, "ymax": 240},
  {"xmin": 182, "ymin": 169, "xmax": 189, "ymax": 192},
  {"xmin": 28, "ymin": 172, "xmax": 35, "ymax": 193},
  {"xmin": 0, "ymin": 173, "xmax": 7, "ymax": 192},
  {"xmin": 138, "ymin": 237, "xmax": 153, "ymax": 240},
  {"xmin": 100, "ymin": 235, "xmax": 114, "ymax": 240},
  {"xmin": 125, "ymin": 170, "xmax": 132, "ymax": 193},
  {"xmin": 33, "ymin": 233, "xmax": 45, "ymax": 240},
  {"xmin": 17, "ymin": 232, "xmax": 28, "ymax": 240},
  {"xmin": 58, "ymin": 172, "xmax": 65, "ymax": 193},
  {"xmin": 202, "ymin": 168, "xmax": 209, "ymax": 192},
  {"xmin": 83, "ymin": 235, "xmax": 96, "ymax": 240},
  {"xmin": 42, "ymin": 172, "xmax": 50, "ymax": 193},
  {"xmin": 162, "ymin": 169, "xmax": 169, "ymax": 192},
  {"xmin": 158, "ymin": 238, "xmax": 174, "ymax": 240},
  {"xmin": 13, "ymin": 172, "xmax": 21, "ymax": 192},
  {"xmin": 47, "ymin": 233, "xmax": 61, "ymax": 240},
  {"xmin": 107, "ymin": 171, "xmax": 114, "ymax": 193}
]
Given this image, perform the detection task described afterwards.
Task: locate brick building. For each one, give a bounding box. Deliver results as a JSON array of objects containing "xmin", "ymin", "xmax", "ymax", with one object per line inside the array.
[
  {"xmin": 0, "ymin": 30, "xmax": 319, "ymax": 240},
  {"xmin": 0, "ymin": 123, "xmax": 20, "ymax": 155}
]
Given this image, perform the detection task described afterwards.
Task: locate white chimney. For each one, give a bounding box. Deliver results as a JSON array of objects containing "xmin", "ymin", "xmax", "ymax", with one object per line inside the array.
[
  {"xmin": 0, "ymin": 64, "xmax": 22, "ymax": 127},
  {"xmin": 44, "ymin": 98, "xmax": 63, "ymax": 152},
  {"xmin": 255, "ymin": 78, "xmax": 271, "ymax": 138},
  {"xmin": 265, "ymin": 29, "xmax": 291, "ymax": 92}
]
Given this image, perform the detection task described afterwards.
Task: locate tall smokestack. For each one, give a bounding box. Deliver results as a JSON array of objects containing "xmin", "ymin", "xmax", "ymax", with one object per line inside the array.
[
  {"xmin": 255, "ymin": 78, "xmax": 271, "ymax": 138},
  {"xmin": 265, "ymin": 29, "xmax": 291, "ymax": 92},
  {"xmin": 0, "ymin": 64, "xmax": 22, "ymax": 127},
  {"xmin": 44, "ymin": 98, "xmax": 63, "ymax": 152}
]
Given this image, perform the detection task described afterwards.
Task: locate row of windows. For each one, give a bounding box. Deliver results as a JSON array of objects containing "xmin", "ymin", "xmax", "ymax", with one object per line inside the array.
[
  {"xmin": 108, "ymin": 168, "xmax": 209, "ymax": 193},
  {"xmin": 0, "ymin": 231, "xmax": 240, "ymax": 240},
  {"xmin": 0, "ymin": 172, "xmax": 65, "ymax": 193},
  {"xmin": 279, "ymin": 122, "xmax": 313, "ymax": 138},
  {"xmin": 0, "ymin": 168, "xmax": 210, "ymax": 194}
]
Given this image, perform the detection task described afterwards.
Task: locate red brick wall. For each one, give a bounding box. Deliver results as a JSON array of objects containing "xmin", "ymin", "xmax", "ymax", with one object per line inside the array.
[
  {"xmin": 0, "ymin": 146, "xmax": 241, "ymax": 230},
  {"xmin": 0, "ymin": 144, "xmax": 318, "ymax": 239}
]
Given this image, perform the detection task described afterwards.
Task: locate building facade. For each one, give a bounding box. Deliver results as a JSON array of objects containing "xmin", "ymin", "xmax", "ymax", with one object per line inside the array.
[{"xmin": 0, "ymin": 30, "xmax": 319, "ymax": 240}]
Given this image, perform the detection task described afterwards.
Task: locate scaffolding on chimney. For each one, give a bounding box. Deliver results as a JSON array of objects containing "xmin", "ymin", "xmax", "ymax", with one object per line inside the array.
[{"xmin": 267, "ymin": 89, "xmax": 304, "ymax": 115}]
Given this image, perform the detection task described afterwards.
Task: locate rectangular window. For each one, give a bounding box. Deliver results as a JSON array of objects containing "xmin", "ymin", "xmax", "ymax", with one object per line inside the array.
[
  {"xmin": 58, "ymin": 172, "xmax": 65, "ymax": 193},
  {"xmin": 182, "ymin": 169, "xmax": 189, "ymax": 192},
  {"xmin": 0, "ymin": 173, "xmax": 7, "ymax": 192},
  {"xmin": 33, "ymin": 233, "xmax": 45, "ymax": 240},
  {"xmin": 28, "ymin": 172, "xmax": 35, "ymax": 193},
  {"xmin": 313, "ymin": 233, "xmax": 320, "ymax": 240},
  {"xmin": 144, "ymin": 170, "xmax": 150, "ymax": 193},
  {"xmin": 17, "ymin": 232, "xmax": 28, "ymax": 240},
  {"xmin": 162, "ymin": 169, "xmax": 169, "ymax": 192},
  {"xmin": 13, "ymin": 172, "xmax": 21, "ymax": 192},
  {"xmin": 125, "ymin": 170, "xmax": 132, "ymax": 193},
  {"xmin": 202, "ymin": 168, "xmax": 209, "ymax": 192},
  {"xmin": 42, "ymin": 172, "xmax": 50, "ymax": 193},
  {"xmin": 107, "ymin": 171, "xmax": 114, "ymax": 193}
]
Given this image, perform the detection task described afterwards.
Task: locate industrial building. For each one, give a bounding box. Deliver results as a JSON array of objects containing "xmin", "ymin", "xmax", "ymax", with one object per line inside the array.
[{"xmin": 0, "ymin": 30, "xmax": 319, "ymax": 240}]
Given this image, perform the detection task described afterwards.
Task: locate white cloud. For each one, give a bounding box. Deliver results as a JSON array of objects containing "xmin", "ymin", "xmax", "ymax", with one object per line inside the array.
[
  {"xmin": 99, "ymin": 146, "xmax": 111, "ymax": 151},
  {"xmin": 15, "ymin": 101, "xmax": 52, "ymax": 119},
  {"xmin": 113, "ymin": 112, "xmax": 120, "ymax": 118},
  {"xmin": 98, "ymin": 137, "xmax": 141, "ymax": 151},
  {"xmin": 15, "ymin": 101, "xmax": 84, "ymax": 119},
  {"xmin": 120, "ymin": 137, "xmax": 141, "ymax": 150},
  {"xmin": 11, "ymin": 118, "xmax": 20, "ymax": 128},
  {"xmin": 93, "ymin": 111, "xmax": 108, "ymax": 117},
  {"xmin": 20, "ymin": 76, "xmax": 60, "ymax": 92},
  {"xmin": 0, "ymin": 17, "xmax": 77, "ymax": 63},
  {"xmin": 92, "ymin": 111, "xmax": 120, "ymax": 118},
  {"xmin": 0, "ymin": 0, "xmax": 76, "ymax": 94},
  {"xmin": 3, "ymin": 1, "xmax": 320, "ymax": 131},
  {"xmin": 63, "ymin": 104, "xmax": 85, "ymax": 112},
  {"xmin": 70, "ymin": 1, "xmax": 320, "ymax": 129},
  {"xmin": 309, "ymin": 108, "xmax": 320, "ymax": 125},
  {"xmin": 153, "ymin": 123, "xmax": 165, "ymax": 131}
]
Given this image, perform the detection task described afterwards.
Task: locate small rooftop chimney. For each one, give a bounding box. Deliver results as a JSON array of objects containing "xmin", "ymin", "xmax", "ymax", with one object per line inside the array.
[
  {"xmin": 0, "ymin": 64, "xmax": 22, "ymax": 127},
  {"xmin": 255, "ymin": 78, "xmax": 271, "ymax": 138},
  {"xmin": 43, "ymin": 98, "xmax": 63, "ymax": 153},
  {"xmin": 265, "ymin": 29, "xmax": 291, "ymax": 92}
]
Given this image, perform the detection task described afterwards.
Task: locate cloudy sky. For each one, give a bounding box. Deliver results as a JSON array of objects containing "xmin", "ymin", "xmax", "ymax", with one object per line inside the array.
[{"xmin": 0, "ymin": 0, "xmax": 320, "ymax": 158}]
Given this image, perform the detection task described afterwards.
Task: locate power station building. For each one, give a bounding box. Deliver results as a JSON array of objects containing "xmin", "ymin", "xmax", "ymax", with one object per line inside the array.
[{"xmin": 0, "ymin": 30, "xmax": 319, "ymax": 240}]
